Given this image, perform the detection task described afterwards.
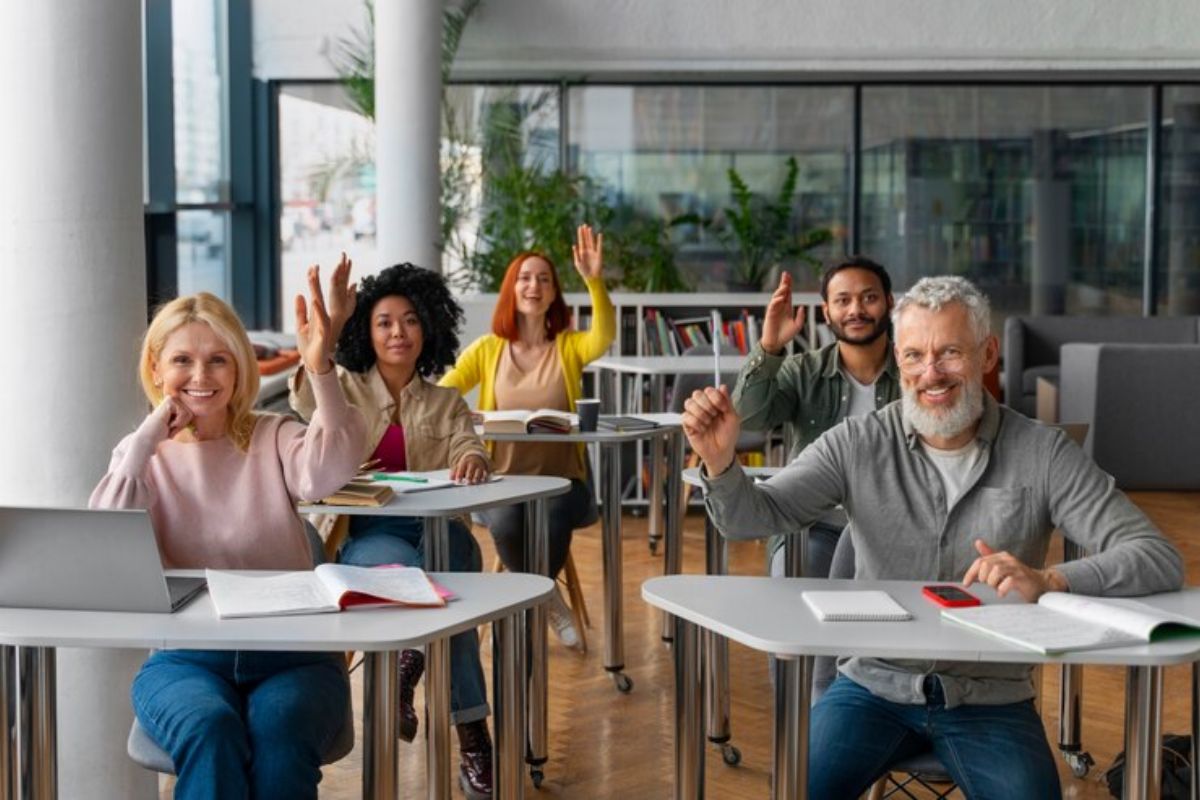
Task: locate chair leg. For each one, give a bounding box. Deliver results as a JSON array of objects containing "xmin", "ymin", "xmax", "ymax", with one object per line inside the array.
[
  {"xmin": 563, "ymin": 551, "xmax": 591, "ymax": 629},
  {"xmin": 867, "ymin": 776, "xmax": 887, "ymax": 800}
]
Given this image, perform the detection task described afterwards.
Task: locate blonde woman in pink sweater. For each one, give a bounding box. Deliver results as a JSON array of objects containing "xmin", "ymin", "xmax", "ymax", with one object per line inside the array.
[{"xmin": 89, "ymin": 271, "xmax": 365, "ymax": 800}]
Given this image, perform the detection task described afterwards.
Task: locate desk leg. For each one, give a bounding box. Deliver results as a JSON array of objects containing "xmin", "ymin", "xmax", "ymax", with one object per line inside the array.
[
  {"xmin": 523, "ymin": 498, "xmax": 549, "ymax": 785},
  {"xmin": 772, "ymin": 655, "xmax": 813, "ymax": 800},
  {"xmin": 2, "ymin": 645, "xmax": 11, "ymax": 800},
  {"xmin": 424, "ymin": 517, "xmax": 452, "ymax": 800},
  {"xmin": 362, "ymin": 651, "xmax": 398, "ymax": 799},
  {"xmin": 702, "ymin": 516, "xmax": 736, "ymax": 765},
  {"xmin": 601, "ymin": 442, "xmax": 632, "ymax": 692},
  {"xmin": 647, "ymin": 374, "xmax": 666, "ymax": 555},
  {"xmin": 660, "ymin": 430, "xmax": 685, "ymax": 642},
  {"xmin": 1123, "ymin": 665, "xmax": 1163, "ymax": 800},
  {"xmin": 673, "ymin": 616, "xmax": 705, "ymax": 799},
  {"xmin": 493, "ymin": 612, "xmax": 527, "ymax": 800},
  {"xmin": 1191, "ymin": 663, "xmax": 1198, "ymax": 800},
  {"xmin": 13, "ymin": 646, "xmax": 56, "ymax": 800}
]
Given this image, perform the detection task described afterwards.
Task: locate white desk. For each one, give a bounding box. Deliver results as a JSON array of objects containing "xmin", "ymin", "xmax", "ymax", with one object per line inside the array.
[
  {"xmin": 643, "ymin": 576, "xmax": 1200, "ymax": 800},
  {"xmin": 481, "ymin": 414, "xmax": 685, "ymax": 693},
  {"xmin": 0, "ymin": 572, "xmax": 554, "ymax": 800},
  {"xmin": 317, "ymin": 472, "xmax": 569, "ymax": 790}
]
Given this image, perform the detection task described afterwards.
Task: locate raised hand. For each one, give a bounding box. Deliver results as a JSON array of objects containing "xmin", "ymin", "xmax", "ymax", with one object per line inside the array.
[
  {"xmin": 327, "ymin": 252, "xmax": 357, "ymax": 342},
  {"xmin": 681, "ymin": 385, "xmax": 742, "ymax": 477},
  {"xmin": 961, "ymin": 539, "xmax": 1067, "ymax": 602},
  {"xmin": 572, "ymin": 224, "xmax": 604, "ymax": 281},
  {"xmin": 760, "ymin": 272, "xmax": 806, "ymax": 355},
  {"xmin": 295, "ymin": 265, "xmax": 334, "ymax": 375},
  {"xmin": 450, "ymin": 454, "xmax": 489, "ymax": 485}
]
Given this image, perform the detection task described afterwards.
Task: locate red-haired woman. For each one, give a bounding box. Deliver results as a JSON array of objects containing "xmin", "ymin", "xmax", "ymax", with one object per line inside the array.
[{"xmin": 440, "ymin": 225, "xmax": 614, "ymax": 647}]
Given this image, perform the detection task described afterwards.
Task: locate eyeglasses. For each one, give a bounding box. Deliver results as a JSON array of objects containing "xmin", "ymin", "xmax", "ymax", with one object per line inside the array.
[{"xmin": 897, "ymin": 346, "xmax": 973, "ymax": 376}]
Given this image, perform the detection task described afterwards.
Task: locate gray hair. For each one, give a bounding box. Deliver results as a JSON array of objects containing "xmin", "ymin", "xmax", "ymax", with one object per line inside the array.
[{"xmin": 892, "ymin": 276, "xmax": 991, "ymax": 343}]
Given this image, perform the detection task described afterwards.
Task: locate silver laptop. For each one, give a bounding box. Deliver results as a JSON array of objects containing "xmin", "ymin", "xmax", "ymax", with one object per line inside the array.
[{"xmin": 0, "ymin": 506, "xmax": 206, "ymax": 613}]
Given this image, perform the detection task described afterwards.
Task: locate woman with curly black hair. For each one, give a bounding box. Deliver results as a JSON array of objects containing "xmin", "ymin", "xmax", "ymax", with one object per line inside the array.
[{"xmin": 290, "ymin": 256, "xmax": 495, "ymax": 799}]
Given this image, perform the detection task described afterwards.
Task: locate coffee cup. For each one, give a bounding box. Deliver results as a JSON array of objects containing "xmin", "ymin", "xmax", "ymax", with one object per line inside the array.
[{"xmin": 576, "ymin": 399, "xmax": 600, "ymax": 432}]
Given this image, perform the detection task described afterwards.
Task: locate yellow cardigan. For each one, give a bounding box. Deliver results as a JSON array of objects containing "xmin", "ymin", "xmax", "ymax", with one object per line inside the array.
[{"xmin": 439, "ymin": 277, "xmax": 616, "ymax": 411}]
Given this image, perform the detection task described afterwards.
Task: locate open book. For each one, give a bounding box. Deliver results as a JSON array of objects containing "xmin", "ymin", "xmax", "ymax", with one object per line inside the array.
[
  {"xmin": 942, "ymin": 593, "xmax": 1200, "ymax": 654},
  {"xmin": 205, "ymin": 564, "xmax": 446, "ymax": 619},
  {"xmin": 480, "ymin": 409, "xmax": 577, "ymax": 434}
]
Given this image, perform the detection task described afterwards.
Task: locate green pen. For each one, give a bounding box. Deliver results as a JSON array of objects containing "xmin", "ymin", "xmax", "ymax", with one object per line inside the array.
[{"xmin": 371, "ymin": 473, "xmax": 429, "ymax": 484}]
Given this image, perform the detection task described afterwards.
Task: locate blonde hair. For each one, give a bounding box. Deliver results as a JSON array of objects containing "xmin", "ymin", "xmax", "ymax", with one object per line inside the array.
[{"xmin": 139, "ymin": 292, "xmax": 260, "ymax": 450}]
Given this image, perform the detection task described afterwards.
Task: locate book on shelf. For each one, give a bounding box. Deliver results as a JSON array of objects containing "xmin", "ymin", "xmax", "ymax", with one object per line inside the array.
[
  {"xmin": 480, "ymin": 409, "xmax": 577, "ymax": 434},
  {"xmin": 941, "ymin": 592, "xmax": 1200, "ymax": 655},
  {"xmin": 641, "ymin": 307, "xmax": 761, "ymax": 356},
  {"xmin": 205, "ymin": 564, "xmax": 447, "ymax": 619},
  {"xmin": 302, "ymin": 479, "xmax": 394, "ymax": 507}
]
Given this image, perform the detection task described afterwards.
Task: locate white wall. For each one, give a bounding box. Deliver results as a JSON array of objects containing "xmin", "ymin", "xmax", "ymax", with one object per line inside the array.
[{"xmin": 254, "ymin": 0, "xmax": 1200, "ymax": 81}]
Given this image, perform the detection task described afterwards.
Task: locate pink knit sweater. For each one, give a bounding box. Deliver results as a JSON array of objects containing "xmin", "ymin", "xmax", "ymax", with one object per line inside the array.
[{"xmin": 89, "ymin": 369, "xmax": 366, "ymax": 570}]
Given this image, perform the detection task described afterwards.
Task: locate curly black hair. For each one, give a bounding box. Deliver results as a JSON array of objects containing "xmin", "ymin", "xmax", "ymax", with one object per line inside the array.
[{"xmin": 334, "ymin": 263, "xmax": 464, "ymax": 377}]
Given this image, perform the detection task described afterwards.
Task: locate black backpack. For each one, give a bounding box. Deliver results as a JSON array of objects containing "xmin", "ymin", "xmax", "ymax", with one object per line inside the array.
[{"xmin": 1104, "ymin": 733, "xmax": 1192, "ymax": 799}]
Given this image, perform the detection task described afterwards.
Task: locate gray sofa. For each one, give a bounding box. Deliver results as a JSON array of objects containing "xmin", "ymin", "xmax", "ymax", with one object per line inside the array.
[
  {"xmin": 1059, "ymin": 343, "xmax": 1200, "ymax": 490},
  {"xmin": 1003, "ymin": 315, "xmax": 1200, "ymax": 416}
]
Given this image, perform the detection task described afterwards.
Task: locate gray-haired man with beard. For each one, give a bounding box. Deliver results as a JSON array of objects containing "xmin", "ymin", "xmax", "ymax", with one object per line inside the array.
[{"xmin": 682, "ymin": 276, "xmax": 1183, "ymax": 799}]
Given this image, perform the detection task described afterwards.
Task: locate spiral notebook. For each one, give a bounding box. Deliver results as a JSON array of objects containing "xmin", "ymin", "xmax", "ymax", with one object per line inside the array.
[{"xmin": 802, "ymin": 590, "xmax": 912, "ymax": 622}]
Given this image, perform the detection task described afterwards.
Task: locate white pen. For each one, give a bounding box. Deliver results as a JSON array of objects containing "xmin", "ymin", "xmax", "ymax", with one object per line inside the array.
[{"xmin": 710, "ymin": 309, "xmax": 722, "ymax": 387}]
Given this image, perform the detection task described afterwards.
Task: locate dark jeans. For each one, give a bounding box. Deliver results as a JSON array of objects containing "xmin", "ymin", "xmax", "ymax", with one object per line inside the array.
[
  {"xmin": 809, "ymin": 675, "xmax": 1062, "ymax": 800},
  {"xmin": 341, "ymin": 515, "xmax": 489, "ymax": 724},
  {"xmin": 480, "ymin": 478, "xmax": 595, "ymax": 578},
  {"xmin": 132, "ymin": 649, "xmax": 349, "ymax": 800}
]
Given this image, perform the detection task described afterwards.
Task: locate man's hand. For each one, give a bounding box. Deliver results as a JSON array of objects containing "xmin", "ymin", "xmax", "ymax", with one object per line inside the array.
[
  {"xmin": 760, "ymin": 272, "xmax": 805, "ymax": 355},
  {"xmin": 681, "ymin": 385, "xmax": 741, "ymax": 478},
  {"xmin": 961, "ymin": 539, "xmax": 1068, "ymax": 602}
]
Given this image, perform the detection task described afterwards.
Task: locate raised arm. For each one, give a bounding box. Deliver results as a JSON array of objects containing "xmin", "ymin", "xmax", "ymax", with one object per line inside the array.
[
  {"xmin": 570, "ymin": 224, "xmax": 616, "ymax": 363},
  {"xmin": 439, "ymin": 334, "xmax": 487, "ymax": 395},
  {"xmin": 731, "ymin": 273, "xmax": 806, "ymax": 430}
]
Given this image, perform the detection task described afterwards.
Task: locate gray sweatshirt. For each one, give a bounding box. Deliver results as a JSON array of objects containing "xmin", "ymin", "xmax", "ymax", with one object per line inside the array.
[{"xmin": 701, "ymin": 394, "xmax": 1183, "ymax": 708}]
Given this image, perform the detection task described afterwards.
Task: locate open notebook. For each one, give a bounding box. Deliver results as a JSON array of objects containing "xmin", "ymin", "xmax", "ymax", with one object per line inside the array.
[{"xmin": 803, "ymin": 590, "xmax": 913, "ymax": 622}]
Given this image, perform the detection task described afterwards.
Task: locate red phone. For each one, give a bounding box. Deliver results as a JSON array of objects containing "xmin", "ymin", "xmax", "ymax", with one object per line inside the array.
[{"xmin": 922, "ymin": 584, "xmax": 981, "ymax": 608}]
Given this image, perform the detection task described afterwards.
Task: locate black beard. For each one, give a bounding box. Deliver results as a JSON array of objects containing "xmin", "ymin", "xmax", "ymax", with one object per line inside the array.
[{"xmin": 830, "ymin": 316, "xmax": 890, "ymax": 346}]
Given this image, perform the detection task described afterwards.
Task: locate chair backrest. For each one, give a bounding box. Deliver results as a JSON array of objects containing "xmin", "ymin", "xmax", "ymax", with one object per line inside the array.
[{"xmin": 668, "ymin": 344, "xmax": 740, "ymax": 412}]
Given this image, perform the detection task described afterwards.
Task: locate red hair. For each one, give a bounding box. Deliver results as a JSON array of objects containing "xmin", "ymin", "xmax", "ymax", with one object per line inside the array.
[{"xmin": 491, "ymin": 251, "xmax": 573, "ymax": 341}]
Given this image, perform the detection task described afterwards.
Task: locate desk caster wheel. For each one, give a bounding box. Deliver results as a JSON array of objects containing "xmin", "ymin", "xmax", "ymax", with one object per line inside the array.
[
  {"xmin": 530, "ymin": 767, "xmax": 545, "ymax": 788},
  {"xmin": 720, "ymin": 744, "xmax": 741, "ymax": 766},
  {"xmin": 1062, "ymin": 750, "xmax": 1093, "ymax": 778},
  {"xmin": 649, "ymin": 540, "xmax": 658, "ymax": 555},
  {"xmin": 613, "ymin": 672, "xmax": 634, "ymax": 693}
]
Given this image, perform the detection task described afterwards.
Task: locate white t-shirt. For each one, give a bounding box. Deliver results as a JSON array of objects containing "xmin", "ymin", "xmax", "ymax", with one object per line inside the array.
[
  {"xmin": 843, "ymin": 371, "xmax": 878, "ymax": 419},
  {"xmin": 919, "ymin": 439, "xmax": 983, "ymax": 510}
]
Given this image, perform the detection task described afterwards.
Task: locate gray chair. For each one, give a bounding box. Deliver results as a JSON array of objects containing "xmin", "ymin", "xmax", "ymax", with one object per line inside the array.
[
  {"xmin": 127, "ymin": 521, "xmax": 355, "ymax": 774},
  {"xmin": 1059, "ymin": 342, "xmax": 1200, "ymax": 489},
  {"xmin": 1003, "ymin": 315, "xmax": 1200, "ymax": 416},
  {"xmin": 812, "ymin": 533, "xmax": 959, "ymax": 800}
]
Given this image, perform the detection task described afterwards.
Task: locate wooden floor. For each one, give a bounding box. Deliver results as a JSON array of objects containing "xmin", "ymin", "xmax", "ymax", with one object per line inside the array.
[{"xmin": 163, "ymin": 491, "xmax": 1200, "ymax": 798}]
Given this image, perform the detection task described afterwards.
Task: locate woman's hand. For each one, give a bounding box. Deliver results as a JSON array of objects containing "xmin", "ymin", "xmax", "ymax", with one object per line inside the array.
[
  {"xmin": 139, "ymin": 395, "xmax": 193, "ymax": 443},
  {"xmin": 572, "ymin": 224, "xmax": 604, "ymax": 281},
  {"xmin": 450, "ymin": 454, "xmax": 490, "ymax": 484},
  {"xmin": 295, "ymin": 265, "xmax": 335, "ymax": 374},
  {"xmin": 327, "ymin": 252, "xmax": 357, "ymax": 343}
]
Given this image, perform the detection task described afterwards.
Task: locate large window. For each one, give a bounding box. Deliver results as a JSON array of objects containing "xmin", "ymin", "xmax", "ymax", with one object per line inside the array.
[
  {"xmin": 1158, "ymin": 86, "xmax": 1200, "ymax": 316},
  {"xmin": 569, "ymin": 86, "xmax": 852, "ymax": 291},
  {"xmin": 172, "ymin": 0, "xmax": 231, "ymax": 297},
  {"xmin": 861, "ymin": 86, "xmax": 1151, "ymax": 330}
]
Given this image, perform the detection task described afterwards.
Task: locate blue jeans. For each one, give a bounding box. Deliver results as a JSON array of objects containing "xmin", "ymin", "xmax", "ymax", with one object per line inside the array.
[
  {"xmin": 809, "ymin": 675, "xmax": 1061, "ymax": 800},
  {"xmin": 131, "ymin": 649, "xmax": 349, "ymax": 800},
  {"xmin": 341, "ymin": 515, "xmax": 489, "ymax": 724}
]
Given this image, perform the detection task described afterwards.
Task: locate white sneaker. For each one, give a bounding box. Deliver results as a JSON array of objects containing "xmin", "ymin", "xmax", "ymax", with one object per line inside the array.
[{"xmin": 546, "ymin": 588, "xmax": 581, "ymax": 649}]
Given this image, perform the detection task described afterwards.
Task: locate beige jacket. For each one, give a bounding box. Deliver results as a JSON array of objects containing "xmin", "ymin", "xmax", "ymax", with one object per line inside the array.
[{"xmin": 290, "ymin": 365, "xmax": 490, "ymax": 553}]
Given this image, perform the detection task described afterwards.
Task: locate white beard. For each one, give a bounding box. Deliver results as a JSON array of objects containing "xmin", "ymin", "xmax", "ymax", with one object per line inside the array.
[{"xmin": 902, "ymin": 378, "xmax": 984, "ymax": 441}]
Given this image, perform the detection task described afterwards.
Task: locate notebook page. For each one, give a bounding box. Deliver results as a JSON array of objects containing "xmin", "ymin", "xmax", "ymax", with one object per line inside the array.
[
  {"xmin": 315, "ymin": 564, "xmax": 444, "ymax": 607},
  {"xmin": 204, "ymin": 570, "xmax": 338, "ymax": 618}
]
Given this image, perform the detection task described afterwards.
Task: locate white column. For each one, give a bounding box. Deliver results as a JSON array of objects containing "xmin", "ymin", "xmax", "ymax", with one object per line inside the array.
[
  {"xmin": 375, "ymin": 0, "xmax": 443, "ymax": 271},
  {"xmin": 0, "ymin": 2, "xmax": 155, "ymax": 798}
]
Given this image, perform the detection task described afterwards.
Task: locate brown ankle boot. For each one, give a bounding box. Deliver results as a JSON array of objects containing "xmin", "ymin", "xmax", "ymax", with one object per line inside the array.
[
  {"xmin": 397, "ymin": 649, "xmax": 424, "ymax": 742},
  {"xmin": 456, "ymin": 721, "xmax": 493, "ymax": 799}
]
